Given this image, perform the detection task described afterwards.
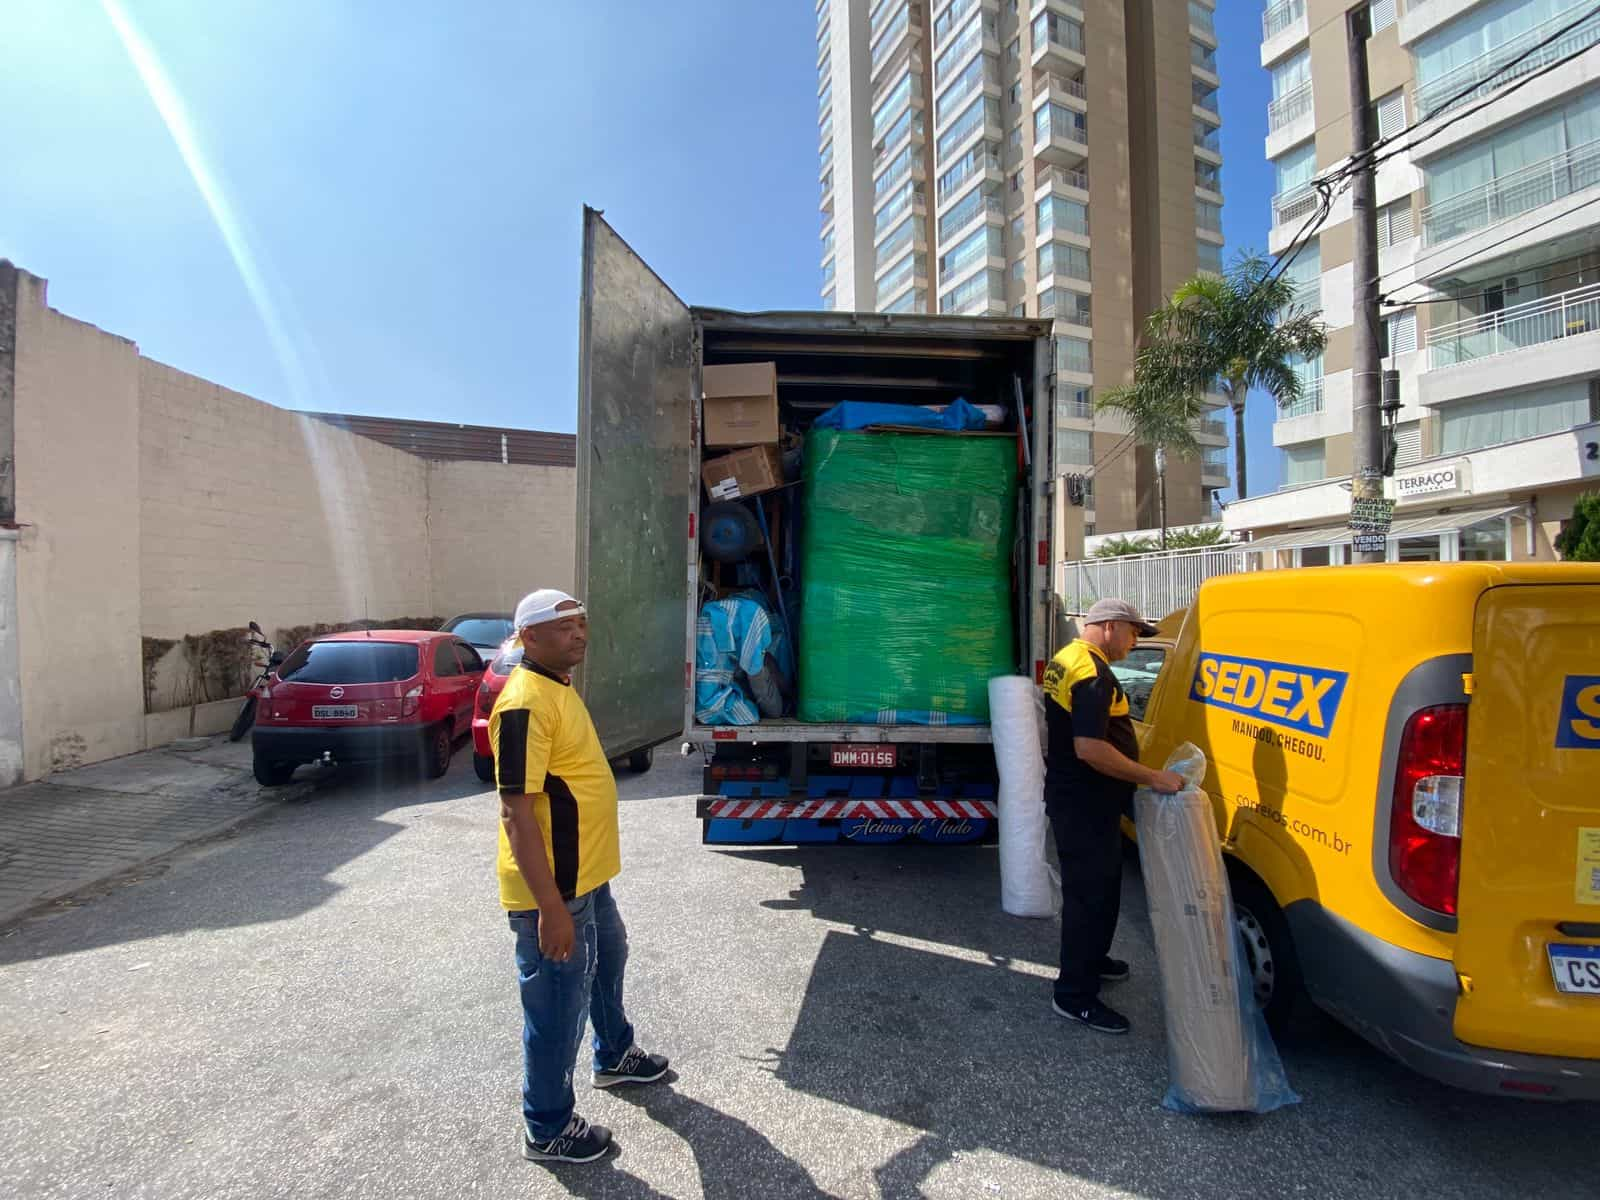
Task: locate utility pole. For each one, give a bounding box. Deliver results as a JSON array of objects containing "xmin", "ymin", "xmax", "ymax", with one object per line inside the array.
[
  {"xmin": 1347, "ymin": 5, "xmax": 1387, "ymax": 563},
  {"xmin": 1155, "ymin": 446, "xmax": 1168, "ymax": 551}
]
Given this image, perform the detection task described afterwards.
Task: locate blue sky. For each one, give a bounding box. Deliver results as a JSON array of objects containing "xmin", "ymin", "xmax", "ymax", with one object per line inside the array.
[{"xmin": 0, "ymin": 0, "xmax": 1280, "ymax": 495}]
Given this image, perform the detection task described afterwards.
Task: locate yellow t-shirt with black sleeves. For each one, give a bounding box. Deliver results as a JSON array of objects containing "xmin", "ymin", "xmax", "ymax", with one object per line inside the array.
[
  {"xmin": 489, "ymin": 660, "xmax": 620, "ymax": 911},
  {"xmin": 1041, "ymin": 638, "xmax": 1139, "ymax": 802}
]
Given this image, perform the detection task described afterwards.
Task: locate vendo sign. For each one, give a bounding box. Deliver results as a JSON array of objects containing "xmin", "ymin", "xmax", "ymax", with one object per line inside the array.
[{"xmin": 1392, "ymin": 460, "xmax": 1469, "ymax": 502}]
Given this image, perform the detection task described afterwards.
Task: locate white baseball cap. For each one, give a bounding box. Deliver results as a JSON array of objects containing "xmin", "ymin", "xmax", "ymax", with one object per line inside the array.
[{"xmin": 514, "ymin": 589, "xmax": 586, "ymax": 631}]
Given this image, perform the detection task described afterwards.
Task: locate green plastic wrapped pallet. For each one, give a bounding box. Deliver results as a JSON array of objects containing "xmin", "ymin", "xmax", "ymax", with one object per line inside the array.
[{"xmin": 797, "ymin": 429, "xmax": 1017, "ymax": 724}]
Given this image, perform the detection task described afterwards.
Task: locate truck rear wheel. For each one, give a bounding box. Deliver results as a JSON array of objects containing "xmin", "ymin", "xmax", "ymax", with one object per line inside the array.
[
  {"xmin": 627, "ymin": 747, "xmax": 653, "ymax": 774},
  {"xmin": 1228, "ymin": 869, "xmax": 1305, "ymax": 1034}
]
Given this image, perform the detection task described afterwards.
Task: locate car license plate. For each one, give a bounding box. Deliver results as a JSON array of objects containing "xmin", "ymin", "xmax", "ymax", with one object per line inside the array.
[
  {"xmin": 830, "ymin": 744, "xmax": 896, "ymax": 768},
  {"xmin": 312, "ymin": 705, "xmax": 359, "ymax": 720},
  {"xmin": 1548, "ymin": 943, "xmax": 1600, "ymax": 995}
]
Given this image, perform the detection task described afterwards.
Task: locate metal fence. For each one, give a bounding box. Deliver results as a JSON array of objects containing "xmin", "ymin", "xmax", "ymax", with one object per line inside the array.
[{"xmin": 1058, "ymin": 546, "xmax": 1250, "ymax": 621}]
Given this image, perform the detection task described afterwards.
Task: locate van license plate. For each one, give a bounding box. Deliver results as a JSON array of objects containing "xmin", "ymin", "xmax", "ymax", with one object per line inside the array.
[
  {"xmin": 831, "ymin": 745, "xmax": 896, "ymax": 768},
  {"xmin": 312, "ymin": 705, "xmax": 358, "ymax": 720},
  {"xmin": 1548, "ymin": 943, "xmax": 1600, "ymax": 994}
]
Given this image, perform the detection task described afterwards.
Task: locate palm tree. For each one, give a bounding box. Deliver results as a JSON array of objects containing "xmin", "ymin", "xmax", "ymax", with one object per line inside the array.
[
  {"xmin": 1132, "ymin": 251, "xmax": 1328, "ymax": 500},
  {"xmin": 1098, "ymin": 365, "xmax": 1208, "ymax": 551}
]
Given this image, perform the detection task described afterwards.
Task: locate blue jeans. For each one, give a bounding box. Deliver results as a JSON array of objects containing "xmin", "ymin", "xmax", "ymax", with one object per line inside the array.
[{"xmin": 508, "ymin": 882, "xmax": 636, "ymax": 1141}]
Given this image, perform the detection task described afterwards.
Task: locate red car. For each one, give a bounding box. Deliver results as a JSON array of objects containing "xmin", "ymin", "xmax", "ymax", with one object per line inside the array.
[
  {"xmin": 470, "ymin": 644, "xmax": 654, "ymax": 783},
  {"xmin": 471, "ymin": 643, "xmax": 523, "ymax": 782},
  {"xmin": 251, "ymin": 630, "xmax": 486, "ymax": 785}
]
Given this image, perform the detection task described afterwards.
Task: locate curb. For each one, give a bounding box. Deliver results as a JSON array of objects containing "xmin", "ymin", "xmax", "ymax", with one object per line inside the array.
[{"xmin": 0, "ymin": 777, "xmax": 316, "ymax": 932}]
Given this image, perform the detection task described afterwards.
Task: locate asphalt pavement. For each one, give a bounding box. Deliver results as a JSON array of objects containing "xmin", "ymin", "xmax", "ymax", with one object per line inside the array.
[{"xmin": 0, "ymin": 748, "xmax": 1591, "ymax": 1200}]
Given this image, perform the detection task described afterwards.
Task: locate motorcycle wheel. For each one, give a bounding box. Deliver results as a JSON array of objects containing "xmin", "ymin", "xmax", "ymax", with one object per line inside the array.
[{"xmin": 229, "ymin": 696, "xmax": 258, "ymax": 743}]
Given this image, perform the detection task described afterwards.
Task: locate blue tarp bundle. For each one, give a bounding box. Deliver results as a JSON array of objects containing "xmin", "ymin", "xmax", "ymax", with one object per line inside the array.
[
  {"xmin": 811, "ymin": 397, "xmax": 988, "ymax": 433},
  {"xmin": 694, "ymin": 596, "xmax": 792, "ymax": 726}
]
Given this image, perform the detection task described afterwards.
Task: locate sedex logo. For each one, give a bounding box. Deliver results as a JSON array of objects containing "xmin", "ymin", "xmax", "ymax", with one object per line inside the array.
[
  {"xmin": 1189, "ymin": 652, "xmax": 1349, "ymax": 738},
  {"xmin": 1556, "ymin": 675, "xmax": 1600, "ymax": 750}
]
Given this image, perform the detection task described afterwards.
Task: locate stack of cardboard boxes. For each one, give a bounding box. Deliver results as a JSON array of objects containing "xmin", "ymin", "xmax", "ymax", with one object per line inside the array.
[{"xmin": 700, "ymin": 363, "xmax": 783, "ymax": 500}]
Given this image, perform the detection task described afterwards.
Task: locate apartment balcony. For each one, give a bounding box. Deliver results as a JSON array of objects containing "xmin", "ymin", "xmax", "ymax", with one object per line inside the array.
[
  {"xmin": 1030, "ymin": 12, "xmax": 1086, "ymax": 72},
  {"xmin": 1033, "ymin": 105, "xmax": 1088, "ymax": 167},
  {"xmin": 1420, "ymin": 137, "xmax": 1600, "ymax": 247},
  {"xmin": 1059, "ymin": 396, "xmax": 1095, "ymax": 420},
  {"xmin": 1267, "ymin": 82, "xmax": 1312, "ymax": 135},
  {"xmin": 937, "ymin": 189, "xmax": 1005, "ymax": 249},
  {"xmin": 1035, "ymin": 164, "xmax": 1090, "ymax": 203},
  {"xmin": 933, "ymin": 59, "xmax": 1001, "ymax": 134},
  {"xmin": 1200, "ymin": 448, "xmax": 1230, "ymax": 484},
  {"xmin": 1191, "ymin": 39, "xmax": 1219, "ymax": 81},
  {"xmin": 1188, "ymin": 1, "xmax": 1216, "ymax": 42},
  {"xmin": 935, "ymin": 13, "xmax": 999, "ymax": 87},
  {"xmin": 1195, "ymin": 165, "xmax": 1223, "ymax": 201},
  {"xmin": 1275, "ymin": 378, "xmax": 1325, "ymax": 420},
  {"xmin": 1196, "ymin": 417, "xmax": 1229, "ymax": 444},
  {"xmin": 1030, "ymin": 0, "xmax": 1084, "ymax": 20},
  {"xmin": 876, "ymin": 251, "xmax": 929, "ymax": 309},
  {"xmin": 1260, "ymin": 0, "xmax": 1308, "ymax": 68},
  {"xmin": 873, "ymin": 148, "xmax": 927, "ymax": 207},
  {"xmin": 1039, "ymin": 287, "xmax": 1092, "ymax": 326},
  {"xmin": 1194, "ymin": 120, "xmax": 1222, "ymax": 156},
  {"xmin": 1036, "ymin": 245, "xmax": 1092, "ymax": 289},
  {"xmin": 937, "ymin": 146, "xmax": 1003, "ymax": 204},
  {"xmin": 1414, "ymin": 7, "xmax": 1600, "ymax": 120},
  {"xmin": 1271, "ymin": 182, "xmax": 1319, "ymax": 230},
  {"xmin": 1036, "ymin": 72, "xmax": 1087, "ymax": 113},
  {"xmin": 874, "ymin": 184, "xmax": 928, "ymax": 238},
  {"xmin": 1420, "ymin": 281, "xmax": 1600, "ymax": 408}
]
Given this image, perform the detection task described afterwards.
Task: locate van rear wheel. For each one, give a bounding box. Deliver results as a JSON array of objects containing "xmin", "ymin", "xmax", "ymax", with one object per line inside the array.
[{"xmin": 1228, "ymin": 870, "xmax": 1305, "ymax": 1034}]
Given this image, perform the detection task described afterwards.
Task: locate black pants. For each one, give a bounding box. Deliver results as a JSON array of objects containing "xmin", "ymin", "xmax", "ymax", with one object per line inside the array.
[{"xmin": 1046, "ymin": 782, "xmax": 1130, "ymax": 1006}]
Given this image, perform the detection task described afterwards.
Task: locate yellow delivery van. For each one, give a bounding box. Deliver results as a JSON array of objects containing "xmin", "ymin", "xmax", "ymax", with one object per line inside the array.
[{"xmin": 1121, "ymin": 562, "xmax": 1600, "ymax": 1099}]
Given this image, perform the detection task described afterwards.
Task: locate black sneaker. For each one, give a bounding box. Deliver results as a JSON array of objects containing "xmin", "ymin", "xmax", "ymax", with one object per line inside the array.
[
  {"xmin": 522, "ymin": 1114, "xmax": 613, "ymax": 1164},
  {"xmin": 1099, "ymin": 956, "xmax": 1130, "ymax": 983},
  {"xmin": 592, "ymin": 1045, "xmax": 670, "ymax": 1089},
  {"xmin": 1052, "ymin": 997, "xmax": 1131, "ymax": 1035}
]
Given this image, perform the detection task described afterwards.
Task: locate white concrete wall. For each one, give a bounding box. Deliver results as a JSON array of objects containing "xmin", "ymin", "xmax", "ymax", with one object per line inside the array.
[
  {"xmin": 13, "ymin": 273, "xmax": 146, "ymax": 777},
  {"xmin": 9, "ymin": 268, "xmax": 577, "ymax": 780}
]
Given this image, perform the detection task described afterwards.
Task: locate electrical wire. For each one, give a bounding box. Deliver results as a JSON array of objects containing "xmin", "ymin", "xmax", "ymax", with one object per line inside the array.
[
  {"xmin": 1380, "ymin": 192, "xmax": 1600, "ymax": 307},
  {"xmin": 1379, "ymin": 246, "xmax": 1600, "ymax": 305}
]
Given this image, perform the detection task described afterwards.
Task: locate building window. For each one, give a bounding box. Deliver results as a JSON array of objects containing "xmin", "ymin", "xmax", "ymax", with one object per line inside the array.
[
  {"xmin": 1373, "ymin": 89, "xmax": 1406, "ymax": 141},
  {"xmin": 1458, "ymin": 515, "xmax": 1509, "ymax": 561},
  {"xmin": 1197, "ymin": 241, "xmax": 1224, "ymax": 274},
  {"xmin": 1011, "ymin": 214, "xmax": 1024, "ymax": 241},
  {"xmin": 1394, "ymin": 535, "xmax": 1442, "ymax": 562},
  {"xmin": 1368, "ymin": 0, "xmax": 1397, "ymax": 34},
  {"xmin": 1439, "ymin": 384, "xmax": 1594, "ymax": 455},
  {"xmin": 1011, "ymin": 258, "xmax": 1025, "ymax": 280},
  {"xmin": 1298, "ymin": 544, "xmax": 1332, "ymax": 567},
  {"xmin": 1009, "ymin": 170, "xmax": 1023, "ymax": 192},
  {"xmin": 1283, "ymin": 441, "xmax": 1326, "ymax": 486},
  {"xmin": 1382, "ymin": 308, "xmax": 1417, "ymax": 356},
  {"xmin": 1055, "ymin": 335, "xmax": 1092, "ymax": 374},
  {"xmin": 1057, "ymin": 427, "xmax": 1092, "ymax": 469},
  {"xmin": 1012, "ymin": 303, "xmax": 1026, "ymax": 316},
  {"xmin": 1377, "ymin": 198, "xmax": 1415, "ymax": 247}
]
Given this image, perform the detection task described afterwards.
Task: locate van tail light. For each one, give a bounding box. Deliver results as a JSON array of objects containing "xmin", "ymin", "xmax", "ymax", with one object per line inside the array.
[
  {"xmin": 402, "ymin": 685, "xmax": 423, "ymax": 718},
  {"xmin": 476, "ymin": 681, "xmax": 494, "ymax": 718},
  {"xmin": 1389, "ymin": 704, "xmax": 1467, "ymax": 916}
]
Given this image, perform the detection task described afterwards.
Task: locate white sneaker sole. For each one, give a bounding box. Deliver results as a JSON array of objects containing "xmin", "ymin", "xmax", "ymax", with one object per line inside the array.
[{"xmin": 592, "ymin": 1064, "xmax": 669, "ymax": 1089}]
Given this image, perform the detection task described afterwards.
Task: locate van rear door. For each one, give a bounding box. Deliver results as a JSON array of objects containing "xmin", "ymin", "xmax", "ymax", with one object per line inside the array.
[
  {"xmin": 1454, "ymin": 579, "xmax": 1600, "ymax": 1060},
  {"xmin": 575, "ymin": 207, "xmax": 695, "ymax": 758}
]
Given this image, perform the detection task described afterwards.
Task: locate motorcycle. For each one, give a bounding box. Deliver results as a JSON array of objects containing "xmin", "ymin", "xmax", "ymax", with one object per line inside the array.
[{"xmin": 229, "ymin": 621, "xmax": 283, "ymax": 742}]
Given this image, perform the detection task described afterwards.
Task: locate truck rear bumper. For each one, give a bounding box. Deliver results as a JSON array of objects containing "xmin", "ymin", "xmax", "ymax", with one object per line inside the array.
[
  {"xmin": 1287, "ymin": 900, "xmax": 1600, "ymax": 1100},
  {"xmin": 697, "ymin": 796, "xmax": 996, "ymax": 821}
]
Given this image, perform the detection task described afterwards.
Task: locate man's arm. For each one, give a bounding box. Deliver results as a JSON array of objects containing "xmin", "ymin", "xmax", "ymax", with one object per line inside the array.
[
  {"xmin": 492, "ymin": 704, "xmax": 577, "ymax": 961},
  {"xmin": 1074, "ymin": 737, "xmax": 1184, "ymax": 792}
]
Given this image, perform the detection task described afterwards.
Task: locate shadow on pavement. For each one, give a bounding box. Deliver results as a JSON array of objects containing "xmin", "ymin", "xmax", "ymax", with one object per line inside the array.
[{"xmin": 740, "ymin": 847, "xmax": 1595, "ymax": 1199}]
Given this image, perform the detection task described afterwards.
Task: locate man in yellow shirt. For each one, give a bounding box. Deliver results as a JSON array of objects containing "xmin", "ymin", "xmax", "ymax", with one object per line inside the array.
[
  {"xmin": 1042, "ymin": 598, "xmax": 1183, "ymax": 1036},
  {"xmin": 492, "ymin": 588, "xmax": 667, "ymax": 1165}
]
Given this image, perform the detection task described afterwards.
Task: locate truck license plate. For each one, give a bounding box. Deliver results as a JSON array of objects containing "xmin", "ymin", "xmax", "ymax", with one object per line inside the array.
[
  {"xmin": 830, "ymin": 744, "xmax": 896, "ymax": 768},
  {"xmin": 1548, "ymin": 943, "xmax": 1600, "ymax": 995},
  {"xmin": 312, "ymin": 705, "xmax": 358, "ymax": 720}
]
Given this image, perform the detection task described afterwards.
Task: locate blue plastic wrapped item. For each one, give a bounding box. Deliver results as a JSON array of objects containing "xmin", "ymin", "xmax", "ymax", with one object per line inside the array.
[
  {"xmin": 695, "ymin": 596, "xmax": 792, "ymax": 726},
  {"xmin": 811, "ymin": 397, "xmax": 988, "ymax": 432},
  {"xmin": 1135, "ymin": 743, "xmax": 1300, "ymax": 1115}
]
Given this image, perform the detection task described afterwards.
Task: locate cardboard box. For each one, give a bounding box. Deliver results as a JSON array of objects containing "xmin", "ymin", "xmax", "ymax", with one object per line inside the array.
[
  {"xmin": 702, "ymin": 444, "xmax": 783, "ymax": 502},
  {"xmin": 703, "ymin": 362, "xmax": 779, "ymax": 446}
]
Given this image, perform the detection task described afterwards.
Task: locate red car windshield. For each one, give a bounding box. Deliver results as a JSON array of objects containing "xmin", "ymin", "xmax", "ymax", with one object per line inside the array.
[{"xmin": 279, "ymin": 641, "xmax": 420, "ymax": 684}]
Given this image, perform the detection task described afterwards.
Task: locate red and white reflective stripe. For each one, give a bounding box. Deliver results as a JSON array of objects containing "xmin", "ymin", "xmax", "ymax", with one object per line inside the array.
[{"xmin": 706, "ymin": 798, "xmax": 995, "ymax": 820}]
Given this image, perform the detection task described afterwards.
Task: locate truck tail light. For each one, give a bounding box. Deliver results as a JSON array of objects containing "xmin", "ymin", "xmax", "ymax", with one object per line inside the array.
[{"xmin": 1389, "ymin": 704, "xmax": 1466, "ymax": 916}]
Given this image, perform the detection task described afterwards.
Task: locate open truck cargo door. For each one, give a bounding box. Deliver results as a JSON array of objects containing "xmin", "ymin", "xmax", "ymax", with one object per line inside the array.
[
  {"xmin": 1453, "ymin": 577, "xmax": 1600, "ymax": 1060},
  {"xmin": 575, "ymin": 208, "xmax": 694, "ymax": 758}
]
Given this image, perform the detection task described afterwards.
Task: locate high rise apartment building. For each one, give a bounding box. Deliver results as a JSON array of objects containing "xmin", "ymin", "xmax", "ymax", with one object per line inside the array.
[
  {"xmin": 1229, "ymin": 0, "xmax": 1600, "ymax": 563},
  {"xmin": 816, "ymin": 0, "xmax": 1231, "ymax": 533}
]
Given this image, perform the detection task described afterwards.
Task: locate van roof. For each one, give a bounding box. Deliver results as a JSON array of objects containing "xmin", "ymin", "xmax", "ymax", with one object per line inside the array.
[{"xmin": 1195, "ymin": 561, "xmax": 1600, "ymax": 608}]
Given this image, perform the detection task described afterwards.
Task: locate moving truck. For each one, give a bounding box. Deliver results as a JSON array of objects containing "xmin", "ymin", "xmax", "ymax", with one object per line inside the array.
[
  {"xmin": 1122, "ymin": 563, "xmax": 1600, "ymax": 1099},
  {"xmin": 573, "ymin": 210, "xmax": 1059, "ymax": 846}
]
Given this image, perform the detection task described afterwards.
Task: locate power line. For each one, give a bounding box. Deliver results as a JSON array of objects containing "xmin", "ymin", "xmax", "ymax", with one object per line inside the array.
[
  {"xmin": 1379, "ymin": 248, "xmax": 1600, "ymax": 305},
  {"xmin": 1327, "ymin": 3, "xmax": 1600, "ymax": 185},
  {"xmin": 1381, "ymin": 192, "xmax": 1600, "ymax": 307}
]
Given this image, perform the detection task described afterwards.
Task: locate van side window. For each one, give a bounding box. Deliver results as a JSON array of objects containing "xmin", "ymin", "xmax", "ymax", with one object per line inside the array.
[{"xmin": 1111, "ymin": 647, "xmax": 1167, "ymax": 722}]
